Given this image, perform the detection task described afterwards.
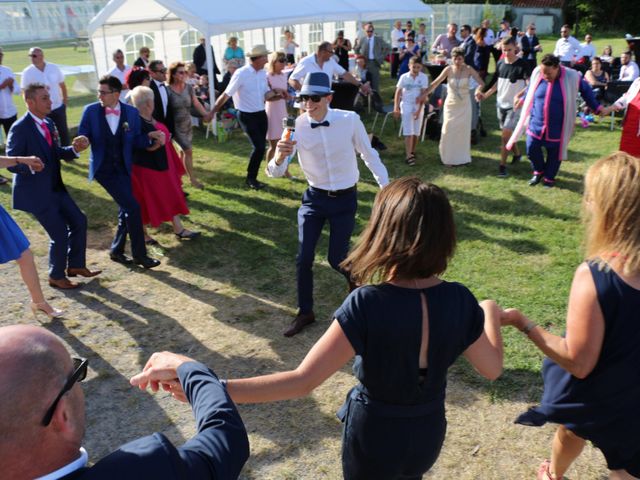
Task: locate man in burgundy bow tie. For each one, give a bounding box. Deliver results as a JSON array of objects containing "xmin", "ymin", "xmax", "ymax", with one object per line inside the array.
[
  {"xmin": 6, "ymin": 82, "xmax": 100, "ymax": 289},
  {"xmin": 78, "ymin": 76, "xmax": 164, "ymax": 269}
]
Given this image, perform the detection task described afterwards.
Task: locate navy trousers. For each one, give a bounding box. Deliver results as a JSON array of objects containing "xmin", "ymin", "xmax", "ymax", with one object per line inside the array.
[
  {"xmin": 296, "ymin": 187, "xmax": 357, "ymax": 314},
  {"xmin": 237, "ymin": 110, "xmax": 267, "ymax": 180},
  {"xmin": 95, "ymin": 169, "xmax": 146, "ymax": 258},
  {"xmin": 48, "ymin": 104, "xmax": 70, "ymax": 147},
  {"xmin": 32, "ymin": 191, "xmax": 87, "ymax": 279},
  {"xmin": 527, "ymin": 135, "xmax": 562, "ymax": 184}
]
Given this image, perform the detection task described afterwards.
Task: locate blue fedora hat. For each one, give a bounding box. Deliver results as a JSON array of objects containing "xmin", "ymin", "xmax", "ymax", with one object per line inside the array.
[{"xmin": 299, "ymin": 72, "xmax": 334, "ymax": 96}]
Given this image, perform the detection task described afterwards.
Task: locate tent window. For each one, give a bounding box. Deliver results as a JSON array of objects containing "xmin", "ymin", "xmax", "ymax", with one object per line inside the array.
[
  {"xmin": 308, "ymin": 23, "xmax": 323, "ymax": 53},
  {"xmin": 335, "ymin": 21, "xmax": 345, "ymax": 31},
  {"xmin": 180, "ymin": 28, "xmax": 200, "ymax": 62},
  {"xmin": 124, "ymin": 33, "xmax": 155, "ymax": 66}
]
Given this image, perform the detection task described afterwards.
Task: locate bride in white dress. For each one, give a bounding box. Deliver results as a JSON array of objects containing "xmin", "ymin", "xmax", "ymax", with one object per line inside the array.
[{"xmin": 426, "ymin": 47, "xmax": 485, "ymax": 166}]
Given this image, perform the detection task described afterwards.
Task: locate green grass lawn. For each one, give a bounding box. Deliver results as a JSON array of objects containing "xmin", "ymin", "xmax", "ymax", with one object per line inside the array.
[{"xmin": 0, "ymin": 36, "xmax": 624, "ymax": 401}]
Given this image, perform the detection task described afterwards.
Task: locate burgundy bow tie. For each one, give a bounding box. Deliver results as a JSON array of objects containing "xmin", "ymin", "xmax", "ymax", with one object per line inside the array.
[{"xmin": 105, "ymin": 108, "xmax": 120, "ymax": 116}]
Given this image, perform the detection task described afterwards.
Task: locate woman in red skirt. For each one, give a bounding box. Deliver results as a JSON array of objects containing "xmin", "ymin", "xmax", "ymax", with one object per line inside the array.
[
  {"xmin": 608, "ymin": 77, "xmax": 640, "ymax": 157},
  {"xmin": 129, "ymin": 86, "xmax": 199, "ymax": 245}
]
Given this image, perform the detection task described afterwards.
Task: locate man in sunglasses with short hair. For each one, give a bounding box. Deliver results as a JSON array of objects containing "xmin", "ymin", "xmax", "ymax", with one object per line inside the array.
[
  {"xmin": 267, "ymin": 72, "xmax": 389, "ymax": 337},
  {"xmin": 0, "ymin": 324, "xmax": 249, "ymax": 479}
]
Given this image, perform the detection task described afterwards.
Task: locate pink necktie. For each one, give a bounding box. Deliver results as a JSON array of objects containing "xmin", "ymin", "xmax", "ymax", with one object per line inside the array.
[
  {"xmin": 38, "ymin": 120, "xmax": 52, "ymax": 146},
  {"xmin": 106, "ymin": 107, "xmax": 120, "ymax": 116}
]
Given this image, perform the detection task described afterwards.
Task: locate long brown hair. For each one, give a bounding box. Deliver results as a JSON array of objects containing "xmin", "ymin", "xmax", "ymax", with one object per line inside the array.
[
  {"xmin": 341, "ymin": 177, "xmax": 456, "ymax": 284},
  {"xmin": 584, "ymin": 152, "xmax": 640, "ymax": 274},
  {"xmin": 168, "ymin": 61, "xmax": 185, "ymax": 85}
]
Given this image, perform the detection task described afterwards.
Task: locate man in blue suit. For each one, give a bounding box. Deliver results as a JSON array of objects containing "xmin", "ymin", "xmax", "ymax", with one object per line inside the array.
[
  {"xmin": 78, "ymin": 75, "xmax": 161, "ymax": 268},
  {"xmin": 7, "ymin": 82, "xmax": 101, "ymax": 289},
  {"xmin": 0, "ymin": 324, "xmax": 250, "ymax": 479}
]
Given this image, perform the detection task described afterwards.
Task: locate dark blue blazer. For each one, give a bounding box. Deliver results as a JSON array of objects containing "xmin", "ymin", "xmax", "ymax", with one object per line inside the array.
[
  {"xmin": 521, "ymin": 35, "xmax": 540, "ymax": 64},
  {"xmin": 78, "ymin": 101, "xmax": 150, "ymax": 180},
  {"xmin": 61, "ymin": 362, "xmax": 250, "ymax": 480},
  {"xmin": 6, "ymin": 113, "xmax": 77, "ymax": 215}
]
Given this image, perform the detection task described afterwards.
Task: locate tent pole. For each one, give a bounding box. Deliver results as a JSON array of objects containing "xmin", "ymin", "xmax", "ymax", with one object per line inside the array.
[
  {"xmin": 204, "ymin": 34, "xmax": 217, "ymax": 137},
  {"xmin": 102, "ymin": 25, "xmax": 109, "ymax": 77},
  {"xmin": 160, "ymin": 15, "xmax": 167, "ymax": 65},
  {"xmin": 430, "ymin": 14, "xmax": 435, "ymax": 54}
]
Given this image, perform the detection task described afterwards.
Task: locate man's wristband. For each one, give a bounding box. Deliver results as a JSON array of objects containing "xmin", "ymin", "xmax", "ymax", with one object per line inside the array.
[{"xmin": 520, "ymin": 321, "xmax": 537, "ymax": 335}]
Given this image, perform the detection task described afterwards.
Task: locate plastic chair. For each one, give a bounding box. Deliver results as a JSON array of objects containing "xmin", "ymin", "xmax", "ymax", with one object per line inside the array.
[{"xmin": 372, "ymin": 105, "xmax": 396, "ymax": 135}]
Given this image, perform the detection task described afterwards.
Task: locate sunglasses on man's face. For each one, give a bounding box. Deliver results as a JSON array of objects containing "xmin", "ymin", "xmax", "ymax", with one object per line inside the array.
[
  {"xmin": 299, "ymin": 94, "xmax": 326, "ymax": 103},
  {"xmin": 153, "ymin": 68, "xmax": 167, "ymax": 73},
  {"xmin": 42, "ymin": 357, "xmax": 89, "ymax": 426}
]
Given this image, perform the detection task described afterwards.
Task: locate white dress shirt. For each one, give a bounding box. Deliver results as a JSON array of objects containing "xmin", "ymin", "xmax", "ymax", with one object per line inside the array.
[
  {"xmin": 368, "ymin": 36, "xmax": 376, "ymax": 61},
  {"xmin": 34, "ymin": 447, "xmax": 88, "ymax": 480},
  {"xmin": 28, "ymin": 111, "xmax": 53, "ymax": 141},
  {"xmin": 153, "ymin": 79, "xmax": 168, "ymax": 115},
  {"xmin": 104, "ymin": 102, "xmax": 121, "ymax": 134},
  {"xmin": 109, "ymin": 64, "xmax": 132, "ymax": 96},
  {"xmin": 553, "ymin": 36, "xmax": 582, "ymax": 62},
  {"xmin": 485, "ymin": 28, "xmax": 496, "ymax": 47},
  {"xmin": 267, "ymin": 108, "xmax": 389, "ymax": 190},
  {"xmin": 223, "ymin": 63, "xmax": 269, "ymax": 113},
  {"xmin": 290, "ymin": 54, "xmax": 346, "ymax": 86},
  {"xmin": 620, "ymin": 61, "xmax": 640, "ymax": 82},
  {"xmin": 21, "ymin": 63, "xmax": 65, "ymax": 109},
  {"xmin": 391, "ymin": 28, "xmax": 405, "ymax": 50},
  {"xmin": 580, "ymin": 42, "xmax": 596, "ymax": 60},
  {"xmin": 0, "ymin": 64, "xmax": 18, "ymax": 118}
]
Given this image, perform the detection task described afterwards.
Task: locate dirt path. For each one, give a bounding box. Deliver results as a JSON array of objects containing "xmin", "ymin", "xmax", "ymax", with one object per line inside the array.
[{"xmin": 0, "ymin": 244, "xmax": 608, "ymax": 479}]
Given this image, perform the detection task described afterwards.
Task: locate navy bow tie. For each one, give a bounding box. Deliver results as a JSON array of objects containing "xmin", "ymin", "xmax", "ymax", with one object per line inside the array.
[{"xmin": 311, "ymin": 120, "xmax": 330, "ymax": 129}]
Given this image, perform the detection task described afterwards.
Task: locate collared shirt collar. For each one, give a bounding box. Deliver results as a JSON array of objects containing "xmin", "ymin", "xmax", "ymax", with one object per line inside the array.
[
  {"xmin": 35, "ymin": 448, "xmax": 88, "ymax": 480},
  {"xmin": 307, "ymin": 108, "xmax": 332, "ymax": 126},
  {"xmin": 28, "ymin": 111, "xmax": 47, "ymax": 125}
]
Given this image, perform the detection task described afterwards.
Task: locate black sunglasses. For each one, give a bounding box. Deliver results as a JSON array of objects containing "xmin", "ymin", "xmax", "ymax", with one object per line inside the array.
[
  {"xmin": 42, "ymin": 357, "xmax": 88, "ymax": 426},
  {"xmin": 299, "ymin": 94, "xmax": 326, "ymax": 103}
]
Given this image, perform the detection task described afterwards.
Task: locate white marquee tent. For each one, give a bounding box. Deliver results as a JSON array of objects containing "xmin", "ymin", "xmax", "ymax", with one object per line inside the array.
[{"xmin": 88, "ymin": 0, "xmax": 433, "ymax": 127}]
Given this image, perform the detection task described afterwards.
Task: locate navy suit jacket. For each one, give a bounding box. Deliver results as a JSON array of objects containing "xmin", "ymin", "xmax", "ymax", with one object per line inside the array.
[
  {"xmin": 6, "ymin": 113, "xmax": 77, "ymax": 214},
  {"xmin": 78, "ymin": 101, "xmax": 150, "ymax": 180},
  {"xmin": 60, "ymin": 362, "xmax": 249, "ymax": 480},
  {"xmin": 521, "ymin": 35, "xmax": 540, "ymax": 63}
]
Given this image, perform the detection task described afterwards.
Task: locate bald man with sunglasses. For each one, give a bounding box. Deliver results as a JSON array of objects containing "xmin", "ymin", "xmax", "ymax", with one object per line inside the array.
[{"xmin": 0, "ymin": 325, "xmax": 249, "ymax": 480}]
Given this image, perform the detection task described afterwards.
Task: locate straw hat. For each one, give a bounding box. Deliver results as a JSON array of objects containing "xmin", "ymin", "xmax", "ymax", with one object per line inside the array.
[{"xmin": 245, "ymin": 44, "xmax": 271, "ymax": 57}]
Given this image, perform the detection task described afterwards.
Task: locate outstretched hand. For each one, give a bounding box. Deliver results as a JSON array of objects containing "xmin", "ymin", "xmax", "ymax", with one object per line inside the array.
[
  {"xmin": 20, "ymin": 156, "xmax": 45, "ymax": 172},
  {"xmin": 130, "ymin": 351, "xmax": 194, "ymax": 402}
]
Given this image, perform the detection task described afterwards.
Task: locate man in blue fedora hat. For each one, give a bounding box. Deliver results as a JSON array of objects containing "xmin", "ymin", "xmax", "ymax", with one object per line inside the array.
[{"xmin": 267, "ymin": 72, "xmax": 389, "ymax": 336}]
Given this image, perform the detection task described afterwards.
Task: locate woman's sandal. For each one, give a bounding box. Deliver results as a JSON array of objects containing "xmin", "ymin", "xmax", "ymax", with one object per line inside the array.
[
  {"xmin": 537, "ymin": 460, "xmax": 558, "ymax": 480},
  {"xmin": 406, "ymin": 154, "xmax": 416, "ymax": 166},
  {"xmin": 175, "ymin": 229, "xmax": 201, "ymax": 240}
]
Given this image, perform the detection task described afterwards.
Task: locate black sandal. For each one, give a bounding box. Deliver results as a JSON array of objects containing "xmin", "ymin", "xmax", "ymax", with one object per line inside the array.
[
  {"xmin": 175, "ymin": 230, "xmax": 201, "ymax": 240},
  {"xmin": 406, "ymin": 154, "xmax": 416, "ymax": 166}
]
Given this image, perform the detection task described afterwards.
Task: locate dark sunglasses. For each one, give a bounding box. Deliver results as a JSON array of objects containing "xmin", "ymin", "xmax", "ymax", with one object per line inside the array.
[
  {"xmin": 366, "ymin": 30, "xmax": 374, "ymax": 33},
  {"xmin": 299, "ymin": 94, "xmax": 326, "ymax": 103},
  {"xmin": 42, "ymin": 357, "xmax": 88, "ymax": 426},
  {"xmin": 153, "ymin": 68, "xmax": 167, "ymax": 73}
]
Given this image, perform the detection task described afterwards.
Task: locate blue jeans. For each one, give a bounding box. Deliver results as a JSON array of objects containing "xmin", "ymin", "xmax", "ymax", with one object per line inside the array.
[{"xmin": 296, "ymin": 187, "xmax": 357, "ymax": 313}]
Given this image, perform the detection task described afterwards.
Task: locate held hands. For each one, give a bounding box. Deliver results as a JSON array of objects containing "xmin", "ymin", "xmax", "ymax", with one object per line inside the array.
[
  {"xmin": 148, "ymin": 130, "xmax": 166, "ymax": 146},
  {"xmin": 130, "ymin": 351, "xmax": 194, "ymax": 403},
  {"xmin": 18, "ymin": 156, "xmax": 45, "ymax": 172},
  {"xmin": 359, "ymin": 83, "xmax": 372, "ymax": 95},
  {"xmin": 475, "ymin": 91, "xmax": 485, "ymax": 102},
  {"xmin": 72, "ymin": 135, "xmax": 89, "ymax": 152},
  {"xmin": 500, "ymin": 308, "xmax": 526, "ymax": 329}
]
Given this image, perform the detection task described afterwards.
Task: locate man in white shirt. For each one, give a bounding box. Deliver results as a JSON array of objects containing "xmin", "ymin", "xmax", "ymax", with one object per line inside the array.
[
  {"xmin": 108, "ymin": 49, "xmax": 131, "ymax": 98},
  {"xmin": 553, "ymin": 25, "xmax": 582, "ymax": 67},
  {"xmin": 482, "ymin": 19, "xmax": 495, "ymax": 48},
  {"xmin": 580, "ymin": 34, "xmax": 596, "ymax": 60},
  {"xmin": 21, "ymin": 47, "xmax": 70, "ymax": 146},
  {"xmin": 215, "ymin": 45, "xmax": 282, "ymax": 190},
  {"xmin": 148, "ymin": 60, "xmax": 172, "ymax": 130},
  {"xmin": 390, "ymin": 20, "xmax": 405, "ymax": 78},
  {"xmin": 0, "ymin": 46, "xmax": 18, "ymax": 184},
  {"xmin": 289, "ymin": 42, "xmax": 365, "ymax": 94},
  {"xmin": 619, "ymin": 51, "xmax": 640, "ymax": 81},
  {"xmin": 268, "ymin": 72, "xmax": 389, "ymax": 337}
]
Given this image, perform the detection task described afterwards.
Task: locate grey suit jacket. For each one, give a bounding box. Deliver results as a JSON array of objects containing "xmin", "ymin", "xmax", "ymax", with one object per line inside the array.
[{"xmin": 354, "ymin": 36, "xmax": 390, "ymax": 66}]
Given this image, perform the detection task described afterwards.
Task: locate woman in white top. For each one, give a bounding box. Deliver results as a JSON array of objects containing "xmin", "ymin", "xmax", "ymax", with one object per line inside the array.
[{"xmin": 283, "ymin": 30, "xmax": 298, "ymax": 65}]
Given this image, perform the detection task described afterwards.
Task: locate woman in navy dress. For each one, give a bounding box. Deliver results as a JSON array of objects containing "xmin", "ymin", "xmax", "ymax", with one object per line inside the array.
[
  {"xmin": 140, "ymin": 177, "xmax": 505, "ymax": 479},
  {"xmin": 499, "ymin": 151, "xmax": 640, "ymax": 480},
  {"xmin": 1, "ymin": 155, "xmax": 63, "ymax": 319}
]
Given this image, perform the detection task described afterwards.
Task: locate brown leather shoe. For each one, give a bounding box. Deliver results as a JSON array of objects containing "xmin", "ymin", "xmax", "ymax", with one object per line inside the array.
[
  {"xmin": 283, "ymin": 311, "xmax": 315, "ymax": 337},
  {"xmin": 67, "ymin": 267, "xmax": 102, "ymax": 278},
  {"xmin": 49, "ymin": 277, "xmax": 81, "ymax": 289}
]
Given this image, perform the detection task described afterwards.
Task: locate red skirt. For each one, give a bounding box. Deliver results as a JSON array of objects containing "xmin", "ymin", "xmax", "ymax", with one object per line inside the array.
[
  {"xmin": 620, "ymin": 94, "xmax": 640, "ymax": 158},
  {"xmin": 132, "ymin": 123, "xmax": 188, "ymax": 227}
]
